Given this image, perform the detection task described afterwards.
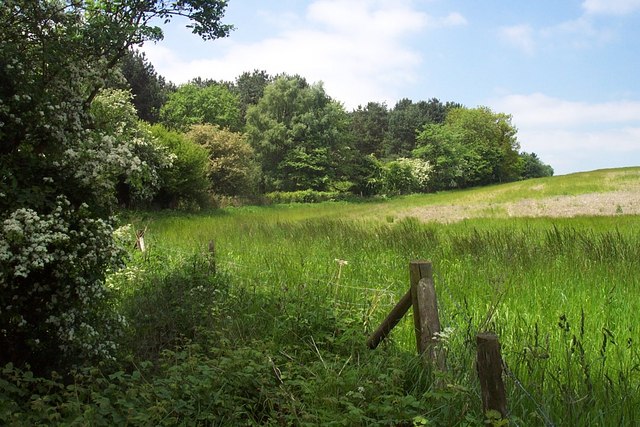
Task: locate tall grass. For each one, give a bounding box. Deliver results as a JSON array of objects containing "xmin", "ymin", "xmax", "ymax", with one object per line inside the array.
[{"xmin": 133, "ymin": 206, "xmax": 640, "ymax": 425}]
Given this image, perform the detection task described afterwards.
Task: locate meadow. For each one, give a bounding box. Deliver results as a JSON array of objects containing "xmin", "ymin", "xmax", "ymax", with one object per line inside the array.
[
  {"xmin": 121, "ymin": 168, "xmax": 639, "ymax": 425},
  {"xmin": 3, "ymin": 168, "xmax": 639, "ymax": 426}
]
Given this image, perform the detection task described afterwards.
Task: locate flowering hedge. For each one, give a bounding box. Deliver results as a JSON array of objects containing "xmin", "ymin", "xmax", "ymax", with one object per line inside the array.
[{"xmin": 0, "ymin": 197, "xmax": 125, "ymax": 370}]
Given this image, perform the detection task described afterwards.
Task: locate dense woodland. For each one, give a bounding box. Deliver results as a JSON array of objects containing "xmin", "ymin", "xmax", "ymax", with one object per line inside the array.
[{"xmin": 111, "ymin": 51, "xmax": 553, "ymax": 208}]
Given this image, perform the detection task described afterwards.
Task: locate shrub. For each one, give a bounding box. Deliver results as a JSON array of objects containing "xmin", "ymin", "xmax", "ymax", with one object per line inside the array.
[
  {"xmin": 383, "ymin": 158, "xmax": 432, "ymax": 195},
  {"xmin": 149, "ymin": 125, "xmax": 211, "ymax": 209},
  {"xmin": 0, "ymin": 197, "xmax": 126, "ymax": 373},
  {"xmin": 113, "ymin": 252, "xmax": 230, "ymax": 361},
  {"xmin": 88, "ymin": 89, "xmax": 174, "ymax": 207},
  {"xmin": 264, "ymin": 190, "xmax": 347, "ymax": 204},
  {"xmin": 186, "ymin": 124, "xmax": 259, "ymax": 197}
]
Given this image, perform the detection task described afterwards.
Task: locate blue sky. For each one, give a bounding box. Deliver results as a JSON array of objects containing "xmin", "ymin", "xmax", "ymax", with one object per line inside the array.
[{"xmin": 142, "ymin": 0, "xmax": 640, "ymax": 175}]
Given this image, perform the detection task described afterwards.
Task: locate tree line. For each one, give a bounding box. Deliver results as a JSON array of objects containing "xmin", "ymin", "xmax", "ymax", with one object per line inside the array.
[{"xmin": 112, "ymin": 51, "xmax": 553, "ymax": 207}]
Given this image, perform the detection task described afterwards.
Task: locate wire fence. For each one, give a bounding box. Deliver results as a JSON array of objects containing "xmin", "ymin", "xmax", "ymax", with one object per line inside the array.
[{"xmin": 212, "ymin": 253, "xmax": 554, "ymax": 424}]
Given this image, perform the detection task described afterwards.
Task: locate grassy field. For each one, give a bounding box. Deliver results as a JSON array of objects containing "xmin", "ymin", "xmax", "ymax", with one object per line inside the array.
[
  {"xmin": 111, "ymin": 167, "xmax": 639, "ymax": 425},
  {"xmin": 6, "ymin": 168, "xmax": 637, "ymax": 426}
]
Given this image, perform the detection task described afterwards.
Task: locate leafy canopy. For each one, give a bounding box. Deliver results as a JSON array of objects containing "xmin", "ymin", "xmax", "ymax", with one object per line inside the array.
[
  {"xmin": 245, "ymin": 75, "xmax": 351, "ymax": 192},
  {"xmin": 415, "ymin": 106, "xmax": 521, "ymax": 190}
]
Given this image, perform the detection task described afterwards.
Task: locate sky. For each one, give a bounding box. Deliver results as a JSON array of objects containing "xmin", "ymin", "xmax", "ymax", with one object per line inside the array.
[{"xmin": 141, "ymin": 0, "xmax": 640, "ymax": 175}]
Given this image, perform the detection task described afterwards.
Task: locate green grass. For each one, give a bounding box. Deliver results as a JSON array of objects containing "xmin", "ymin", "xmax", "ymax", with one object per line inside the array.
[
  {"xmin": 5, "ymin": 168, "xmax": 639, "ymax": 426},
  {"xmin": 129, "ymin": 194, "xmax": 640, "ymax": 425}
]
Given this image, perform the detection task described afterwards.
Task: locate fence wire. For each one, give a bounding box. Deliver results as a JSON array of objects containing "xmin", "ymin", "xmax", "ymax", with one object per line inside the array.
[
  {"xmin": 503, "ymin": 361, "xmax": 555, "ymax": 427},
  {"xmin": 216, "ymin": 257, "xmax": 557, "ymax": 425},
  {"xmin": 435, "ymin": 268, "xmax": 556, "ymax": 426}
]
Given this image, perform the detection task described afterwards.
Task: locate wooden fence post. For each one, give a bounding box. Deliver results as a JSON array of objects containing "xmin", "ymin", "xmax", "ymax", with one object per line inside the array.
[
  {"xmin": 476, "ymin": 332, "xmax": 508, "ymax": 419},
  {"xmin": 409, "ymin": 261, "xmax": 444, "ymax": 368},
  {"xmin": 135, "ymin": 229, "xmax": 146, "ymax": 252},
  {"xmin": 366, "ymin": 290, "xmax": 412, "ymax": 349}
]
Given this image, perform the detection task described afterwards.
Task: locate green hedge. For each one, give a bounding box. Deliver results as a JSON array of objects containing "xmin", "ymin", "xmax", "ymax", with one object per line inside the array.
[{"xmin": 265, "ymin": 190, "xmax": 350, "ymax": 204}]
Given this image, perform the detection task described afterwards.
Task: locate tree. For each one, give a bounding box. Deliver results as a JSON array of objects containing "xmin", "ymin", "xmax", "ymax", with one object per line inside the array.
[
  {"xmin": 384, "ymin": 98, "xmax": 459, "ymax": 158},
  {"xmin": 89, "ymin": 88, "xmax": 173, "ymax": 207},
  {"xmin": 232, "ymin": 69, "xmax": 273, "ymax": 124},
  {"xmin": 187, "ymin": 125, "xmax": 258, "ymax": 197},
  {"xmin": 160, "ymin": 83, "xmax": 242, "ymax": 131},
  {"xmin": 520, "ymin": 152, "xmax": 554, "ymax": 179},
  {"xmin": 245, "ymin": 75, "xmax": 351, "ymax": 192},
  {"xmin": 0, "ymin": 0, "xmax": 231, "ymax": 373},
  {"xmin": 150, "ymin": 125, "xmax": 211, "ymax": 209},
  {"xmin": 116, "ymin": 49, "xmax": 174, "ymax": 123},
  {"xmin": 415, "ymin": 107, "xmax": 521, "ymax": 190},
  {"xmin": 349, "ymin": 102, "xmax": 389, "ymax": 157}
]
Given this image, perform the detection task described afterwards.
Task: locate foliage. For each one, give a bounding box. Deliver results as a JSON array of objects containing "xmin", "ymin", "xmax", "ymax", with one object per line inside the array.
[
  {"xmin": 148, "ymin": 125, "xmax": 211, "ymax": 209},
  {"xmin": 520, "ymin": 152, "xmax": 554, "ymax": 179},
  {"xmin": 383, "ymin": 158, "xmax": 432, "ymax": 195},
  {"xmin": 160, "ymin": 83, "xmax": 242, "ymax": 131},
  {"xmin": 415, "ymin": 106, "xmax": 521, "ymax": 190},
  {"xmin": 346, "ymin": 154, "xmax": 386, "ymax": 196},
  {"xmin": 0, "ymin": 0, "xmax": 231, "ymax": 374},
  {"xmin": 90, "ymin": 89, "xmax": 174, "ymax": 207},
  {"xmin": 113, "ymin": 251, "xmax": 229, "ymax": 362},
  {"xmin": 116, "ymin": 49, "xmax": 174, "ymax": 123},
  {"xmin": 384, "ymin": 98, "xmax": 460, "ymax": 158},
  {"xmin": 3, "ymin": 170, "xmax": 640, "ymax": 424},
  {"xmin": 265, "ymin": 189, "xmax": 349, "ymax": 204},
  {"xmin": 186, "ymin": 124, "xmax": 259, "ymax": 197},
  {"xmin": 245, "ymin": 75, "xmax": 352, "ymax": 192},
  {"xmin": 232, "ymin": 69, "xmax": 273, "ymax": 124},
  {"xmin": 350, "ymin": 101, "xmax": 389, "ymax": 157},
  {"xmin": 0, "ymin": 198, "xmax": 126, "ymax": 371}
]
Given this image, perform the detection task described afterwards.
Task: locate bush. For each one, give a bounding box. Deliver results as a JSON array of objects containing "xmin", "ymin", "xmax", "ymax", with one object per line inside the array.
[
  {"xmin": 0, "ymin": 197, "xmax": 126, "ymax": 373},
  {"xmin": 383, "ymin": 158, "xmax": 432, "ymax": 195},
  {"xmin": 112, "ymin": 252, "xmax": 229, "ymax": 362},
  {"xmin": 89, "ymin": 89, "xmax": 174, "ymax": 207},
  {"xmin": 264, "ymin": 190, "xmax": 348, "ymax": 204},
  {"xmin": 149, "ymin": 125, "xmax": 211, "ymax": 209},
  {"xmin": 186, "ymin": 125, "xmax": 259, "ymax": 197}
]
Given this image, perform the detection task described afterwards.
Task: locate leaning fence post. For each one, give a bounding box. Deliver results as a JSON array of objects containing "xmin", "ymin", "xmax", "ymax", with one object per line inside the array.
[
  {"xmin": 409, "ymin": 261, "xmax": 444, "ymax": 368},
  {"xmin": 366, "ymin": 290, "xmax": 412, "ymax": 349},
  {"xmin": 476, "ymin": 332, "xmax": 508, "ymax": 419}
]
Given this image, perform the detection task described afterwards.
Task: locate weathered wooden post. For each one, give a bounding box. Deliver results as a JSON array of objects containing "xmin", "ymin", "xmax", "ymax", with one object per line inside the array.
[
  {"xmin": 410, "ymin": 261, "xmax": 444, "ymax": 368},
  {"xmin": 476, "ymin": 332, "xmax": 508, "ymax": 419},
  {"xmin": 135, "ymin": 229, "xmax": 146, "ymax": 252},
  {"xmin": 366, "ymin": 290, "xmax": 412, "ymax": 349},
  {"xmin": 208, "ymin": 239, "xmax": 216, "ymax": 274}
]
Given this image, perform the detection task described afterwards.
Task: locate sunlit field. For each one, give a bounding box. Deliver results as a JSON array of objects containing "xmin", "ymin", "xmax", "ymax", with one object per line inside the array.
[{"xmin": 119, "ymin": 168, "xmax": 640, "ymax": 425}]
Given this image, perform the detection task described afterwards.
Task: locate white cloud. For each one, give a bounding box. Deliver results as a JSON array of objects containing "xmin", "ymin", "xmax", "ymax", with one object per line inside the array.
[
  {"xmin": 493, "ymin": 93, "xmax": 640, "ymax": 128},
  {"xmin": 490, "ymin": 93, "xmax": 640, "ymax": 174},
  {"xmin": 500, "ymin": 16, "xmax": 614, "ymax": 54},
  {"xmin": 142, "ymin": 0, "xmax": 466, "ymax": 109},
  {"xmin": 499, "ymin": 24, "xmax": 536, "ymax": 55},
  {"xmin": 582, "ymin": 0, "xmax": 640, "ymax": 15}
]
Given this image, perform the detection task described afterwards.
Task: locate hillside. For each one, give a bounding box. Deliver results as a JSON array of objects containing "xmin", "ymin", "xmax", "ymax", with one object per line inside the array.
[{"xmin": 377, "ymin": 167, "xmax": 640, "ymax": 223}]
